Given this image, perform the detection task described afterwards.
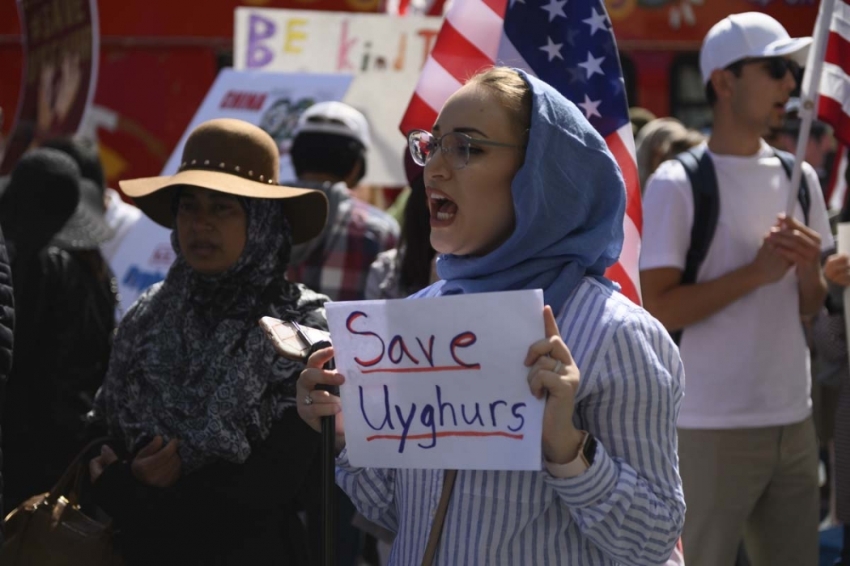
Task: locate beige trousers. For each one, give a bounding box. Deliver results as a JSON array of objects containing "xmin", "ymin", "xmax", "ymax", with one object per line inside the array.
[{"xmin": 678, "ymin": 417, "xmax": 819, "ymax": 566}]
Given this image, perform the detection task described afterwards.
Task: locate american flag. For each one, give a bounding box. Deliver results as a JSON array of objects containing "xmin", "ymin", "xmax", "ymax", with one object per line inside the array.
[
  {"xmin": 399, "ymin": 0, "xmax": 643, "ymax": 305},
  {"xmin": 818, "ymin": 0, "xmax": 850, "ymax": 147}
]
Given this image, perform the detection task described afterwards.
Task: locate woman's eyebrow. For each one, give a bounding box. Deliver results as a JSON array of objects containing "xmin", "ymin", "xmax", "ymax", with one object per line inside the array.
[{"xmin": 453, "ymin": 127, "xmax": 489, "ymax": 138}]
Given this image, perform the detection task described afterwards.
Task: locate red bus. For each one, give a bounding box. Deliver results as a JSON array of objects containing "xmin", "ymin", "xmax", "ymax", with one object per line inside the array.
[
  {"xmin": 609, "ymin": 0, "xmax": 820, "ymax": 128},
  {"xmin": 0, "ymin": 0, "xmax": 820, "ymax": 186}
]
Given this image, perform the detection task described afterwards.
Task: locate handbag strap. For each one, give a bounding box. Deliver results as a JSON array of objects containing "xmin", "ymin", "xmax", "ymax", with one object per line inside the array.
[
  {"xmin": 420, "ymin": 469, "xmax": 457, "ymax": 566},
  {"xmin": 46, "ymin": 436, "xmax": 112, "ymax": 505}
]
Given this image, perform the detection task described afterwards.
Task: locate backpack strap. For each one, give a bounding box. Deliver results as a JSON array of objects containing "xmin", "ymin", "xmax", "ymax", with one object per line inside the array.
[
  {"xmin": 670, "ymin": 146, "xmax": 720, "ymax": 345},
  {"xmin": 773, "ymin": 148, "xmax": 811, "ymax": 226}
]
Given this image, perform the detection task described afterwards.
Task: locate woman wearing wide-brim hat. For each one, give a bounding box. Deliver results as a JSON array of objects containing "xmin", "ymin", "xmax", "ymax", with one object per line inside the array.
[{"xmin": 87, "ymin": 118, "xmax": 330, "ymax": 566}]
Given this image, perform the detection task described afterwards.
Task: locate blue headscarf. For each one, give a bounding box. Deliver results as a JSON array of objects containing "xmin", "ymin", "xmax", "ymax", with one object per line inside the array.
[{"xmin": 417, "ymin": 69, "xmax": 625, "ymax": 314}]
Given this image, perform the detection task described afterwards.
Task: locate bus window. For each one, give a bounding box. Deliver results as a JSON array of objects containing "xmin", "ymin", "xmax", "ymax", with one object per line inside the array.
[{"xmin": 670, "ymin": 52, "xmax": 712, "ymax": 131}]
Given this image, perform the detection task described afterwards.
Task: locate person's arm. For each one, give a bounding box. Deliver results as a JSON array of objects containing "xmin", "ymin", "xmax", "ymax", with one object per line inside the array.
[
  {"xmin": 642, "ymin": 234, "xmax": 792, "ymax": 332},
  {"xmin": 641, "ymin": 264, "xmax": 770, "ymax": 332},
  {"xmin": 825, "ymin": 253, "xmax": 850, "ymax": 289},
  {"xmin": 640, "ymin": 161, "xmax": 792, "ymax": 332},
  {"xmin": 789, "ymin": 166, "xmax": 833, "ymax": 316},
  {"xmin": 334, "ymin": 449, "xmax": 399, "ymax": 534},
  {"xmin": 766, "ymin": 214, "xmax": 826, "ymax": 317},
  {"xmin": 542, "ymin": 312, "xmax": 685, "ymax": 566},
  {"xmin": 93, "ymin": 409, "xmax": 319, "ymax": 531}
]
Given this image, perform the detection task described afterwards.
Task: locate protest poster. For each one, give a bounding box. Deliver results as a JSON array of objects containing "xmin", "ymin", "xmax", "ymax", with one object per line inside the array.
[
  {"xmin": 160, "ymin": 68, "xmax": 353, "ymax": 179},
  {"xmin": 326, "ymin": 290, "xmax": 546, "ymax": 470},
  {"xmin": 1, "ymin": 0, "xmax": 99, "ymax": 173},
  {"xmin": 105, "ymin": 213, "xmax": 174, "ymax": 319},
  {"xmin": 233, "ymin": 8, "xmax": 442, "ymax": 186}
]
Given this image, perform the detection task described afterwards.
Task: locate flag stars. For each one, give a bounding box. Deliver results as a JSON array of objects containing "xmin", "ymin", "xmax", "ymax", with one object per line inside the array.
[
  {"xmin": 539, "ymin": 36, "xmax": 564, "ymax": 62},
  {"xmin": 567, "ymin": 66, "xmax": 586, "ymax": 84},
  {"xmin": 540, "ymin": 0, "xmax": 567, "ymax": 22},
  {"xmin": 578, "ymin": 95, "xmax": 602, "ymax": 120},
  {"xmin": 578, "ymin": 52, "xmax": 606, "ymax": 79},
  {"xmin": 509, "ymin": 0, "xmax": 525, "ymax": 9},
  {"xmin": 583, "ymin": 7, "xmax": 610, "ymax": 36}
]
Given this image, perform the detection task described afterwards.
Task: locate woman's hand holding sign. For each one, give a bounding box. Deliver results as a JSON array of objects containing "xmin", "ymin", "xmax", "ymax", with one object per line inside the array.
[
  {"xmin": 525, "ymin": 306, "xmax": 584, "ymax": 466},
  {"xmin": 297, "ymin": 346, "xmax": 347, "ymax": 454}
]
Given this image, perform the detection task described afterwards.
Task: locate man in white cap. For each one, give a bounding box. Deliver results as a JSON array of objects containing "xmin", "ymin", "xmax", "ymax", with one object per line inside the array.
[
  {"xmin": 640, "ymin": 13, "xmax": 833, "ymax": 566},
  {"xmin": 287, "ymin": 101, "xmax": 399, "ymax": 302}
]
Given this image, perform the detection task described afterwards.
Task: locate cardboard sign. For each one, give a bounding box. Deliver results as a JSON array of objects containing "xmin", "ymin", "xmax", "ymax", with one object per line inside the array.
[
  {"xmin": 160, "ymin": 68, "xmax": 353, "ymax": 178},
  {"xmin": 326, "ymin": 290, "xmax": 546, "ymax": 470},
  {"xmin": 233, "ymin": 8, "xmax": 442, "ymax": 186}
]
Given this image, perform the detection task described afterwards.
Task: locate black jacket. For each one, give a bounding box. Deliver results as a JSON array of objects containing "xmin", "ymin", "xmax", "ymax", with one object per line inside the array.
[
  {"xmin": 0, "ymin": 226, "xmax": 12, "ymax": 386},
  {"xmin": 0, "ymin": 225, "xmax": 14, "ymax": 535},
  {"xmin": 92, "ymin": 409, "xmax": 321, "ymax": 566},
  {"xmin": 3, "ymin": 246, "xmax": 115, "ymax": 510}
]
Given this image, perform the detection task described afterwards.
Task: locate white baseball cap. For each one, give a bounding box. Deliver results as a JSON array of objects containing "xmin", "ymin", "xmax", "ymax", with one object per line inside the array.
[
  {"xmin": 699, "ymin": 12, "xmax": 812, "ymax": 85},
  {"xmin": 294, "ymin": 101, "xmax": 372, "ymax": 150}
]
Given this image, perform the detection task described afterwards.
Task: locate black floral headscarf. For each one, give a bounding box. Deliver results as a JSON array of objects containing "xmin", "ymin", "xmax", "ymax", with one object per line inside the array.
[{"xmin": 95, "ymin": 195, "xmax": 327, "ymax": 473}]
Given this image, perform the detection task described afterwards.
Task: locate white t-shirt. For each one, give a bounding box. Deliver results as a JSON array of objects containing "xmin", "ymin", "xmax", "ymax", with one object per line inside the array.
[
  {"xmin": 101, "ymin": 188, "xmax": 142, "ymax": 262},
  {"xmin": 640, "ymin": 141, "xmax": 834, "ymax": 429}
]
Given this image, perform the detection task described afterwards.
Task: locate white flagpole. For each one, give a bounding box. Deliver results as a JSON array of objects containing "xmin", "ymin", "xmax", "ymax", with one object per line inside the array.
[{"xmin": 785, "ymin": 0, "xmax": 836, "ymax": 217}]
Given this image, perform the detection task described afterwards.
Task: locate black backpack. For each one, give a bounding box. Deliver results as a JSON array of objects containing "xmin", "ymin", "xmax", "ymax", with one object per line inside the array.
[{"xmin": 669, "ymin": 145, "xmax": 810, "ymax": 345}]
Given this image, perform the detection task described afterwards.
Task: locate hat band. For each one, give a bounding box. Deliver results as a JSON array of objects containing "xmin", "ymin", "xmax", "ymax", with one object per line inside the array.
[{"xmin": 178, "ymin": 159, "xmax": 277, "ymax": 185}]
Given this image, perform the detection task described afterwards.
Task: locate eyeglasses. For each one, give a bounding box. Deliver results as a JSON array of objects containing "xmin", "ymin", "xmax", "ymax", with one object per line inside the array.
[
  {"xmin": 407, "ymin": 129, "xmax": 525, "ymax": 170},
  {"xmin": 727, "ymin": 57, "xmax": 802, "ymax": 82}
]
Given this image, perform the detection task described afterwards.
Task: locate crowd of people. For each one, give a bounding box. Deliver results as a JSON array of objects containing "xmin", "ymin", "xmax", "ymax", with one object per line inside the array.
[{"xmin": 0, "ymin": 9, "xmax": 846, "ymax": 566}]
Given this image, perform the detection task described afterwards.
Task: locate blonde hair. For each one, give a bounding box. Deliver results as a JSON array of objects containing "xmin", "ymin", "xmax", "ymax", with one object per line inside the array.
[
  {"xmin": 466, "ymin": 67, "xmax": 532, "ymax": 142},
  {"xmin": 635, "ymin": 118, "xmax": 690, "ymax": 193}
]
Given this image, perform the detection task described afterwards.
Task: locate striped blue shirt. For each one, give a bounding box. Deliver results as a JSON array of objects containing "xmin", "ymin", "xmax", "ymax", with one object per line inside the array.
[{"xmin": 336, "ymin": 278, "xmax": 685, "ymax": 565}]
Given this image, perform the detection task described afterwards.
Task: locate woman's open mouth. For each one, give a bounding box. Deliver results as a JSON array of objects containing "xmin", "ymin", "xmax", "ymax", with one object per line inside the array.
[
  {"xmin": 188, "ymin": 241, "xmax": 219, "ymax": 257},
  {"xmin": 428, "ymin": 189, "xmax": 458, "ymax": 225}
]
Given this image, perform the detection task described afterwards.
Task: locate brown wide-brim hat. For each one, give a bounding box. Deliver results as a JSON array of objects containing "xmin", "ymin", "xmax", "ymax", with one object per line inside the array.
[{"xmin": 119, "ymin": 118, "xmax": 328, "ymax": 244}]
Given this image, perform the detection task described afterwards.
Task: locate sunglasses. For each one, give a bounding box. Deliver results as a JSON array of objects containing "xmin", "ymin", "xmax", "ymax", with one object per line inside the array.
[
  {"xmin": 407, "ymin": 129, "xmax": 525, "ymax": 170},
  {"xmin": 728, "ymin": 57, "xmax": 802, "ymax": 82}
]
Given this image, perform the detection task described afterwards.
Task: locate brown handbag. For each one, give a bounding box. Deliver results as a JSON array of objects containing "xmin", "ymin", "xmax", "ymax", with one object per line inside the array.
[{"xmin": 0, "ymin": 438, "xmax": 125, "ymax": 565}]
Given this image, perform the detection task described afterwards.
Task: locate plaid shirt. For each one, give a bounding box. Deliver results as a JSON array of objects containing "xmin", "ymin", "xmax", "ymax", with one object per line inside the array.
[{"xmin": 288, "ymin": 186, "xmax": 399, "ymax": 301}]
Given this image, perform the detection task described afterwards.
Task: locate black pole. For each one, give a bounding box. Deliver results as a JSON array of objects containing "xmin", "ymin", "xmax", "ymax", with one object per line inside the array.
[{"xmin": 311, "ymin": 340, "xmax": 337, "ymax": 566}]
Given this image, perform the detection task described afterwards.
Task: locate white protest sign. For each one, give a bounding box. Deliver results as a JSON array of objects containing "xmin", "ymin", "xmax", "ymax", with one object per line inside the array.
[
  {"xmin": 161, "ymin": 68, "xmax": 353, "ymax": 179},
  {"xmin": 233, "ymin": 8, "xmax": 442, "ymax": 186},
  {"xmin": 326, "ymin": 290, "xmax": 545, "ymax": 470},
  {"xmin": 107, "ymin": 214, "xmax": 175, "ymax": 318}
]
